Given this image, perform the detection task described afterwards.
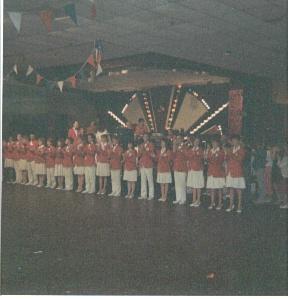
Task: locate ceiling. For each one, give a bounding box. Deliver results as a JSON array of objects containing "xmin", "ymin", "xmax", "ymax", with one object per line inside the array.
[{"xmin": 3, "ymin": 0, "xmax": 287, "ymax": 80}]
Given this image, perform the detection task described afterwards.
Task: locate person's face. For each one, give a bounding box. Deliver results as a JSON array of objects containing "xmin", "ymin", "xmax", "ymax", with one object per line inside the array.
[
  {"xmin": 47, "ymin": 140, "xmax": 52, "ymax": 146},
  {"xmin": 88, "ymin": 135, "xmax": 93, "ymax": 143},
  {"xmin": 73, "ymin": 121, "xmax": 79, "ymax": 129},
  {"xmin": 57, "ymin": 141, "xmax": 62, "ymax": 147},
  {"xmin": 38, "ymin": 139, "xmax": 43, "ymax": 145},
  {"xmin": 17, "ymin": 134, "xmax": 22, "ymax": 141},
  {"xmin": 112, "ymin": 138, "xmax": 118, "ymax": 145},
  {"xmin": 194, "ymin": 138, "xmax": 200, "ymax": 147},
  {"xmin": 161, "ymin": 140, "xmax": 166, "ymax": 148},
  {"xmin": 30, "ymin": 134, "xmax": 35, "ymax": 140},
  {"xmin": 101, "ymin": 136, "xmax": 107, "ymax": 143},
  {"xmin": 139, "ymin": 120, "xmax": 144, "ymax": 127},
  {"xmin": 128, "ymin": 143, "xmax": 132, "ymax": 150},
  {"xmin": 212, "ymin": 140, "xmax": 218, "ymax": 148},
  {"xmin": 232, "ymin": 138, "xmax": 239, "ymax": 146},
  {"xmin": 143, "ymin": 134, "xmax": 149, "ymax": 142}
]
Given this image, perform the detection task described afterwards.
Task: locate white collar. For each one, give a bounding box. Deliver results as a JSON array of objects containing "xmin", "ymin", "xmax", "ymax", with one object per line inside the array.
[
  {"xmin": 233, "ymin": 145, "xmax": 240, "ymax": 153},
  {"xmin": 211, "ymin": 147, "xmax": 220, "ymax": 154}
]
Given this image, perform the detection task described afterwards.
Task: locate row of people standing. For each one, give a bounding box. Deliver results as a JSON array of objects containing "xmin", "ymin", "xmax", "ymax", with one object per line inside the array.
[{"xmin": 3, "ymin": 130, "xmax": 247, "ymax": 214}]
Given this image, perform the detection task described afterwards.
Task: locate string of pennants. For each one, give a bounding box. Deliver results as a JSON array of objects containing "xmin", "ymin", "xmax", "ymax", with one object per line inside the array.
[
  {"xmin": 6, "ymin": 40, "xmax": 103, "ymax": 93},
  {"xmin": 7, "ymin": 0, "xmax": 97, "ymax": 33}
]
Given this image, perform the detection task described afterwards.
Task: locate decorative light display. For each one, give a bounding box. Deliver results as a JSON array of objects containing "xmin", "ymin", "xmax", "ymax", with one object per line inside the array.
[
  {"xmin": 166, "ymin": 85, "xmax": 182, "ymax": 129},
  {"xmin": 107, "ymin": 111, "xmax": 127, "ymax": 127}
]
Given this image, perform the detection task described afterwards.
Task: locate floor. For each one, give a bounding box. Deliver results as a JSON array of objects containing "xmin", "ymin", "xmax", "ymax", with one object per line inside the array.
[{"xmin": 1, "ymin": 183, "xmax": 287, "ymax": 295}]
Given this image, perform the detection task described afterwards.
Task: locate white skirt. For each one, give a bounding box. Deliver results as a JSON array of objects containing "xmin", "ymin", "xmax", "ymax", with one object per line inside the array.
[
  {"xmin": 157, "ymin": 172, "xmax": 172, "ymax": 184},
  {"xmin": 187, "ymin": 170, "xmax": 204, "ymax": 188},
  {"xmin": 54, "ymin": 164, "xmax": 64, "ymax": 176},
  {"xmin": 226, "ymin": 174, "xmax": 246, "ymax": 189},
  {"xmin": 74, "ymin": 166, "xmax": 85, "ymax": 175},
  {"xmin": 35, "ymin": 163, "xmax": 46, "ymax": 175},
  {"xmin": 206, "ymin": 176, "xmax": 226, "ymax": 189},
  {"xmin": 19, "ymin": 159, "xmax": 28, "ymax": 170},
  {"xmin": 4, "ymin": 158, "xmax": 14, "ymax": 168},
  {"xmin": 123, "ymin": 170, "xmax": 137, "ymax": 182},
  {"xmin": 96, "ymin": 162, "xmax": 110, "ymax": 177}
]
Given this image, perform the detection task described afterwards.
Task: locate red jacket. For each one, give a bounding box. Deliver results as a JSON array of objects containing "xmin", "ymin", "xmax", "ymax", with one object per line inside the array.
[
  {"xmin": 27, "ymin": 140, "xmax": 38, "ymax": 161},
  {"xmin": 5, "ymin": 142, "xmax": 14, "ymax": 159},
  {"xmin": 124, "ymin": 149, "xmax": 137, "ymax": 171},
  {"xmin": 18, "ymin": 141, "xmax": 27, "ymax": 160},
  {"xmin": 45, "ymin": 146, "xmax": 56, "ymax": 168},
  {"xmin": 73, "ymin": 143, "xmax": 85, "ymax": 166},
  {"xmin": 55, "ymin": 147, "xmax": 64, "ymax": 165},
  {"xmin": 84, "ymin": 143, "xmax": 97, "ymax": 166},
  {"xmin": 96, "ymin": 143, "xmax": 110, "ymax": 163},
  {"xmin": 134, "ymin": 124, "xmax": 149, "ymax": 137},
  {"xmin": 138, "ymin": 142, "xmax": 155, "ymax": 168},
  {"xmin": 207, "ymin": 148, "xmax": 225, "ymax": 177},
  {"xmin": 109, "ymin": 144, "xmax": 123, "ymax": 170},
  {"xmin": 173, "ymin": 145, "xmax": 187, "ymax": 172},
  {"xmin": 63, "ymin": 145, "xmax": 74, "ymax": 167},
  {"xmin": 226, "ymin": 146, "xmax": 245, "ymax": 177},
  {"xmin": 157, "ymin": 149, "xmax": 172, "ymax": 173},
  {"xmin": 13, "ymin": 141, "xmax": 22, "ymax": 161},
  {"xmin": 68, "ymin": 128, "xmax": 79, "ymax": 142},
  {"xmin": 35, "ymin": 145, "xmax": 46, "ymax": 164},
  {"xmin": 186, "ymin": 147, "xmax": 204, "ymax": 171}
]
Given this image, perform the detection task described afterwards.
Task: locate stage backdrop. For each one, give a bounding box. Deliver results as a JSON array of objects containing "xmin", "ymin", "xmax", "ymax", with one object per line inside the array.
[{"xmin": 228, "ymin": 89, "xmax": 243, "ymax": 135}]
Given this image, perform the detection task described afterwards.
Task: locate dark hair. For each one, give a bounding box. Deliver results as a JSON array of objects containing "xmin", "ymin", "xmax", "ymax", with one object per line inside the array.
[
  {"xmin": 138, "ymin": 118, "xmax": 145, "ymax": 123},
  {"xmin": 87, "ymin": 133, "xmax": 95, "ymax": 142},
  {"xmin": 230, "ymin": 134, "xmax": 240, "ymax": 141},
  {"xmin": 47, "ymin": 137, "xmax": 54, "ymax": 145}
]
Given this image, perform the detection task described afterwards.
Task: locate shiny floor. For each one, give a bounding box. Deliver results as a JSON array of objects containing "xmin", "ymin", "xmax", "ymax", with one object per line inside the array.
[{"xmin": 1, "ymin": 183, "xmax": 287, "ymax": 295}]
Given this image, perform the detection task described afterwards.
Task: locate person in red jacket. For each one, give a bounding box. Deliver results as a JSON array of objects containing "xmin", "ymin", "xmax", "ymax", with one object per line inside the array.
[
  {"xmin": 55, "ymin": 139, "xmax": 65, "ymax": 190},
  {"xmin": 138, "ymin": 133, "xmax": 155, "ymax": 200},
  {"xmin": 172, "ymin": 134, "xmax": 188, "ymax": 205},
  {"xmin": 35, "ymin": 138, "xmax": 46, "ymax": 187},
  {"xmin": 83, "ymin": 134, "xmax": 97, "ymax": 194},
  {"xmin": 4, "ymin": 137, "xmax": 15, "ymax": 183},
  {"xmin": 68, "ymin": 120, "xmax": 80, "ymax": 143},
  {"xmin": 225, "ymin": 135, "xmax": 246, "ymax": 213},
  {"xmin": 73, "ymin": 136, "xmax": 85, "ymax": 192},
  {"xmin": 186, "ymin": 136, "xmax": 204, "ymax": 207},
  {"xmin": 18, "ymin": 135, "xmax": 29, "ymax": 184},
  {"xmin": 134, "ymin": 118, "xmax": 149, "ymax": 140},
  {"xmin": 27, "ymin": 134, "xmax": 38, "ymax": 186},
  {"xmin": 96, "ymin": 134, "xmax": 111, "ymax": 195},
  {"xmin": 206, "ymin": 138, "xmax": 226, "ymax": 210},
  {"xmin": 45, "ymin": 138, "xmax": 56, "ymax": 189},
  {"xmin": 108, "ymin": 135, "xmax": 123, "ymax": 197},
  {"xmin": 156, "ymin": 138, "xmax": 173, "ymax": 202},
  {"xmin": 123, "ymin": 141, "xmax": 138, "ymax": 199},
  {"xmin": 63, "ymin": 137, "xmax": 74, "ymax": 191},
  {"xmin": 12, "ymin": 134, "xmax": 22, "ymax": 184}
]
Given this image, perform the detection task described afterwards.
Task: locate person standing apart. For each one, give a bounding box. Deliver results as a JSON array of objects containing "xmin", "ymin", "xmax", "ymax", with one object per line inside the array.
[
  {"xmin": 55, "ymin": 139, "xmax": 65, "ymax": 190},
  {"xmin": 206, "ymin": 138, "xmax": 226, "ymax": 210},
  {"xmin": 35, "ymin": 138, "xmax": 47, "ymax": 188},
  {"xmin": 68, "ymin": 121, "xmax": 80, "ymax": 143},
  {"xmin": 13, "ymin": 134, "xmax": 22, "ymax": 184},
  {"xmin": 264, "ymin": 146, "xmax": 273, "ymax": 201},
  {"xmin": 138, "ymin": 133, "xmax": 155, "ymax": 200},
  {"xmin": 83, "ymin": 134, "xmax": 97, "ymax": 194},
  {"xmin": 45, "ymin": 138, "xmax": 56, "ymax": 189},
  {"xmin": 123, "ymin": 142, "xmax": 138, "ymax": 199},
  {"xmin": 225, "ymin": 135, "xmax": 246, "ymax": 213},
  {"xmin": 63, "ymin": 138, "xmax": 74, "ymax": 191},
  {"xmin": 26, "ymin": 134, "xmax": 38, "ymax": 185},
  {"xmin": 18, "ymin": 135, "xmax": 29, "ymax": 184},
  {"xmin": 172, "ymin": 134, "xmax": 188, "ymax": 205},
  {"xmin": 4, "ymin": 137, "xmax": 15, "ymax": 183},
  {"xmin": 73, "ymin": 136, "xmax": 85, "ymax": 192},
  {"xmin": 96, "ymin": 134, "xmax": 111, "ymax": 195},
  {"xmin": 156, "ymin": 138, "xmax": 173, "ymax": 202},
  {"xmin": 186, "ymin": 137, "xmax": 204, "ymax": 207},
  {"xmin": 109, "ymin": 135, "xmax": 123, "ymax": 197}
]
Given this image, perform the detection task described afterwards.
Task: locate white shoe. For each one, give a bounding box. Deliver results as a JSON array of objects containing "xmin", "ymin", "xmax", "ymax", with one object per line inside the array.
[
  {"xmin": 173, "ymin": 200, "xmax": 179, "ymax": 204},
  {"xmin": 128, "ymin": 194, "xmax": 134, "ymax": 199},
  {"xmin": 108, "ymin": 192, "xmax": 115, "ymax": 196},
  {"xmin": 158, "ymin": 198, "xmax": 164, "ymax": 201},
  {"xmin": 100, "ymin": 191, "xmax": 105, "ymax": 195},
  {"xmin": 88, "ymin": 191, "xmax": 95, "ymax": 194},
  {"xmin": 208, "ymin": 204, "xmax": 214, "ymax": 210},
  {"xmin": 33, "ymin": 182, "xmax": 38, "ymax": 186},
  {"xmin": 97, "ymin": 191, "xmax": 102, "ymax": 195},
  {"xmin": 280, "ymin": 203, "xmax": 288, "ymax": 209},
  {"xmin": 82, "ymin": 190, "xmax": 88, "ymax": 194},
  {"xmin": 125, "ymin": 194, "xmax": 130, "ymax": 199},
  {"xmin": 226, "ymin": 205, "xmax": 235, "ymax": 212},
  {"xmin": 148, "ymin": 197, "xmax": 154, "ymax": 201},
  {"xmin": 138, "ymin": 196, "xmax": 147, "ymax": 200},
  {"xmin": 56, "ymin": 187, "xmax": 62, "ymax": 190},
  {"xmin": 216, "ymin": 205, "xmax": 222, "ymax": 211},
  {"xmin": 51, "ymin": 185, "xmax": 56, "ymax": 189},
  {"xmin": 45, "ymin": 185, "xmax": 50, "ymax": 188},
  {"xmin": 25, "ymin": 182, "xmax": 31, "ymax": 186},
  {"xmin": 37, "ymin": 185, "xmax": 42, "ymax": 188},
  {"xmin": 178, "ymin": 201, "xmax": 186, "ymax": 205},
  {"xmin": 64, "ymin": 188, "xmax": 73, "ymax": 191},
  {"xmin": 236, "ymin": 209, "xmax": 242, "ymax": 214},
  {"xmin": 114, "ymin": 193, "xmax": 121, "ymax": 197}
]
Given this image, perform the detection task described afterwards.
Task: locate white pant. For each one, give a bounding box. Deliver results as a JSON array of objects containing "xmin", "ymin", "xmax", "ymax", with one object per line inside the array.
[
  {"xmin": 46, "ymin": 167, "xmax": 56, "ymax": 187},
  {"xmin": 27, "ymin": 161, "xmax": 36, "ymax": 184},
  {"xmin": 14, "ymin": 160, "xmax": 21, "ymax": 183},
  {"xmin": 63, "ymin": 167, "xmax": 74, "ymax": 190},
  {"xmin": 85, "ymin": 166, "xmax": 96, "ymax": 193},
  {"xmin": 140, "ymin": 167, "xmax": 154, "ymax": 198},
  {"xmin": 174, "ymin": 171, "xmax": 187, "ymax": 204},
  {"xmin": 111, "ymin": 169, "xmax": 121, "ymax": 195}
]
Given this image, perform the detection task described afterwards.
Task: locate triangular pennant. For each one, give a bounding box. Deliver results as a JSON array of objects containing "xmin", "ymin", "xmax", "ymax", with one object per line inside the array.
[
  {"xmin": 36, "ymin": 74, "xmax": 44, "ymax": 84},
  {"xmin": 8, "ymin": 12, "xmax": 22, "ymax": 33},
  {"xmin": 87, "ymin": 54, "xmax": 95, "ymax": 67},
  {"xmin": 64, "ymin": 3, "xmax": 77, "ymax": 25},
  {"xmin": 96, "ymin": 64, "xmax": 103, "ymax": 76},
  {"xmin": 13, "ymin": 64, "xmax": 18, "ymax": 74},
  {"xmin": 39, "ymin": 9, "xmax": 53, "ymax": 32},
  {"xmin": 68, "ymin": 76, "xmax": 77, "ymax": 88},
  {"xmin": 26, "ymin": 65, "xmax": 34, "ymax": 76},
  {"xmin": 57, "ymin": 81, "xmax": 64, "ymax": 92}
]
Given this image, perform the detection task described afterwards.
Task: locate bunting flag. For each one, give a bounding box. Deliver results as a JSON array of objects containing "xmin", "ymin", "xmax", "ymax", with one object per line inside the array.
[
  {"xmin": 87, "ymin": 54, "xmax": 96, "ymax": 67},
  {"xmin": 36, "ymin": 74, "xmax": 44, "ymax": 85},
  {"xmin": 26, "ymin": 65, "xmax": 34, "ymax": 76},
  {"xmin": 95, "ymin": 40, "xmax": 103, "ymax": 76},
  {"xmin": 57, "ymin": 81, "xmax": 64, "ymax": 92},
  {"xmin": 64, "ymin": 3, "xmax": 77, "ymax": 25},
  {"xmin": 39, "ymin": 9, "xmax": 53, "ymax": 32},
  {"xmin": 8, "ymin": 12, "xmax": 22, "ymax": 33},
  {"xmin": 68, "ymin": 76, "xmax": 77, "ymax": 88},
  {"xmin": 13, "ymin": 64, "xmax": 18, "ymax": 74}
]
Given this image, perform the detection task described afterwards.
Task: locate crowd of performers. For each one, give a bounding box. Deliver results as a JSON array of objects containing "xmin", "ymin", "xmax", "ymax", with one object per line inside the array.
[{"xmin": 3, "ymin": 119, "xmax": 288, "ymax": 212}]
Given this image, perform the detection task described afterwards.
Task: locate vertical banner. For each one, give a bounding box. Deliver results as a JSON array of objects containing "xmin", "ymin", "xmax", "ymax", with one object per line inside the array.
[{"xmin": 228, "ymin": 89, "xmax": 243, "ymax": 135}]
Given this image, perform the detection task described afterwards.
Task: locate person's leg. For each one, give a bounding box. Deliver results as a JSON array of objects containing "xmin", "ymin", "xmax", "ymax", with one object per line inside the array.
[
  {"xmin": 146, "ymin": 168, "xmax": 154, "ymax": 199},
  {"xmin": 178, "ymin": 172, "xmax": 187, "ymax": 204},
  {"xmin": 140, "ymin": 168, "xmax": 147, "ymax": 198},
  {"xmin": 131, "ymin": 182, "xmax": 136, "ymax": 197},
  {"xmin": 226, "ymin": 188, "xmax": 235, "ymax": 211},
  {"xmin": 59, "ymin": 176, "xmax": 64, "ymax": 189},
  {"xmin": 115, "ymin": 170, "xmax": 121, "ymax": 196},
  {"xmin": 27, "ymin": 162, "xmax": 33, "ymax": 184},
  {"xmin": 46, "ymin": 168, "xmax": 51, "ymax": 187},
  {"xmin": 160, "ymin": 184, "xmax": 164, "ymax": 200},
  {"xmin": 90, "ymin": 167, "xmax": 96, "ymax": 193},
  {"xmin": 255, "ymin": 168, "xmax": 265, "ymax": 202},
  {"xmin": 264, "ymin": 166, "xmax": 273, "ymax": 196},
  {"xmin": 236, "ymin": 189, "xmax": 242, "ymax": 212},
  {"xmin": 84, "ymin": 167, "xmax": 90, "ymax": 192},
  {"xmin": 109, "ymin": 170, "xmax": 116, "ymax": 195},
  {"xmin": 126, "ymin": 181, "xmax": 131, "ymax": 197},
  {"xmin": 164, "ymin": 183, "xmax": 169, "ymax": 201},
  {"xmin": 216, "ymin": 189, "xmax": 223, "ymax": 209},
  {"xmin": 209, "ymin": 189, "xmax": 215, "ymax": 209},
  {"xmin": 192, "ymin": 188, "xmax": 197, "ymax": 204},
  {"xmin": 103, "ymin": 177, "xmax": 107, "ymax": 193}
]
